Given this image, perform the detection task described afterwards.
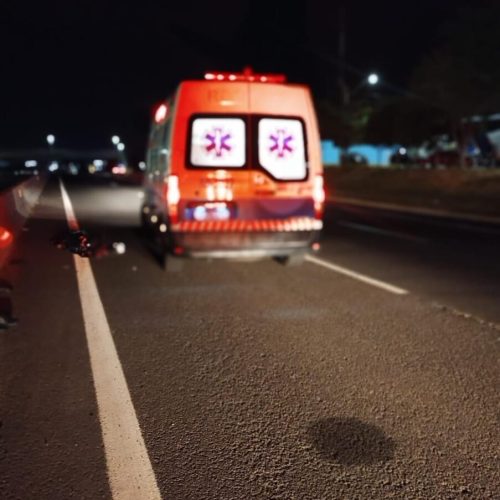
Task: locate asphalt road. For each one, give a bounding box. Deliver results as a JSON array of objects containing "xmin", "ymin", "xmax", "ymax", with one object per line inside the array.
[{"xmin": 0, "ymin": 177, "xmax": 499, "ymax": 499}]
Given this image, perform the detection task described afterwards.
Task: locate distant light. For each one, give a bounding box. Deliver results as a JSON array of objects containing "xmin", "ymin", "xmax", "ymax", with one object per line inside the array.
[
  {"xmin": 216, "ymin": 74, "xmax": 224, "ymax": 81},
  {"xmin": 399, "ymin": 147, "xmax": 407, "ymax": 155},
  {"xmin": 368, "ymin": 73, "xmax": 379, "ymax": 85},
  {"xmin": 25, "ymin": 160, "xmax": 38, "ymax": 168},
  {"xmin": 111, "ymin": 164, "xmax": 127, "ymax": 175},
  {"xmin": 111, "ymin": 135, "xmax": 120, "ymax": 145},
  {"xmin": 68, "ymin": 163, "xmax": 79, "ymax": 175},
  {"xmin": 48, "ymin": 161, "xmax": 59, "ymax": 172},
  {"xmin": 228, "ymin": 74, "xmax": 237, "ymax": 81},
  {"xmin": 93, "ymin": 159, "xmax": 104, "ymax": 168},
  {"xmin": 117, "ymin": 143, "xmax": 125, "ymax": 151},
  {"xmin": 205, "ymin": 73, "xmax": 215, "ymax": 80},
  {"xmin": 159, "ymin": 223, "xmax": 167, "ymax": 233},
  {"xmin": 46, "ymin": 134, "xmax": 55, "ymax": 146},
  {"xmin": 139, "ymin": 161, "xmax": 146, "ymax": 171},
  {"xmin": 155, "ymin": 104, "xmax": 168, "ymax": 123},
  {"xmin": 112, "ymin": 242, "xmax": 126, "ymax": 254}
]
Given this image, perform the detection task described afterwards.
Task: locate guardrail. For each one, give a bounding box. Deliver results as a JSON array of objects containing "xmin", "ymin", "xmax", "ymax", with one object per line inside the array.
[{"xmin": 0, "ymin": 174, "xmax": 46, "ymax": 269}]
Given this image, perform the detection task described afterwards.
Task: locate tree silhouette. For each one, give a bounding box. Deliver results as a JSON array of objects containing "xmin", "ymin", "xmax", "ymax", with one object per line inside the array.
[{"xmin": 410, "ymin": 5, "xmax": 500, "ymax": 165}]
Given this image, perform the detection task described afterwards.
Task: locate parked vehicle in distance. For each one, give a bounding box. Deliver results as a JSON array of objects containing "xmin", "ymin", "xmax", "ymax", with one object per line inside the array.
[
  {"xmin": 341, "ymin": 152, "xmax": 368, "ymax": 166},
  {"xmin": 142, "ymin": 68, "xmax": 324, "ymax": 266},
  {"xmin": 418, "ymin": 150, "xmax": 473, "ymax": 168}
]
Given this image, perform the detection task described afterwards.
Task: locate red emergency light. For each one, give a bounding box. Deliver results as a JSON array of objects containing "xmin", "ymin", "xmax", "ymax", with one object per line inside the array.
[
  {"xmin": 154, "ymin": 103, "xmax": 168, "ymax": 123},
  {"xmin": 204, "ymin": 67, "xmax": 286, "ymax": 84}
]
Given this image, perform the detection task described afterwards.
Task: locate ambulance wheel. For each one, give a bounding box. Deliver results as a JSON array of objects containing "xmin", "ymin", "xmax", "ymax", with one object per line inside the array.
[
  {"xmin": 140, "ymin": 210, "xmax": 149, "ymax": 233},
  {"xmin": 140, "ymin": 207, "xmax": 155, "ymax": 236}
]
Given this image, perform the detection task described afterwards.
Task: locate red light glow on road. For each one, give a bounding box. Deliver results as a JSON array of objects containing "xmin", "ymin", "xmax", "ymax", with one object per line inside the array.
[{"xmin": 0, "ymin": 227, "xmax": 13, "ymax": 249}]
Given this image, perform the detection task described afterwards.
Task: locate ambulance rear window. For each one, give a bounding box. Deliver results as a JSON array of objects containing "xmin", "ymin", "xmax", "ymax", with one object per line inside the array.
[
  {"xmin": 257, "ymin": 117, "xmax": 307, "ymax": 181},
  {"xmin": 189, "ymin": 117, "xmax": 246, "ymax": 168}
]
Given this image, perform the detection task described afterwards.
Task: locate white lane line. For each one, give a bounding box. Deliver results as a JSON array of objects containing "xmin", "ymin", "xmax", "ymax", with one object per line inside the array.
[
  {"xmin": 338, "ymin": 221, "xmax": 428, "ymax": 244},
  {"xmin": 305, "ymin": 254, "xmax": 409, "ymax": 295},
  {"xmin": 59, "ymin": 178, "xmax": 79, "ymax": 230},
  {"xmin": 329, "ymin": 195, "xmax": 500, "ymax": 225},
  {"xmin": 59, "ymin": 179, "xmax": 162, "ymax": 500}
]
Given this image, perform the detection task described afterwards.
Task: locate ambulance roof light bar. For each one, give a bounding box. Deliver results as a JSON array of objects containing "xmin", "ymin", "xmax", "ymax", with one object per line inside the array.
[{"xmin": 204, "ymin": 67, "xmax": 286, "ymax": 83}]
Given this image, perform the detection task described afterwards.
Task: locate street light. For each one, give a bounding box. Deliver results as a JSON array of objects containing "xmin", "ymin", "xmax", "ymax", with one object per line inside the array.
[
  {"xmin": 367, "ymin": 73, "xmax": 379, "ymax": 86},
  {"xmin": 46, "ymin": 135, "xmax": 55, "ymax": 163},
  {"xmin": 349, "ymin": 72, "xmax": 380, "ymax": 101},
  {"xmin": 117, "ymin": 142, "xmax": 125, "ymax": 152},
  {"xmin": 112, "ymin": 135, "xmax": 120, "ymax": 145}
]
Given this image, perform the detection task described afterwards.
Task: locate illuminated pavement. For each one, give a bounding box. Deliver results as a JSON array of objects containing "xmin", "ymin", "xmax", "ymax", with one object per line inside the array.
[{"xmin": 0, "ymin": 178, "xmax": 499, "ymax": 499}]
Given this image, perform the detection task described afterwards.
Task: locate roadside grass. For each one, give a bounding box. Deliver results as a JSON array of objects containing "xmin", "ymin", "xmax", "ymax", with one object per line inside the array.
[{"xmin": 324, "ymin": 166, "xmax": 500, "ymax": 217}]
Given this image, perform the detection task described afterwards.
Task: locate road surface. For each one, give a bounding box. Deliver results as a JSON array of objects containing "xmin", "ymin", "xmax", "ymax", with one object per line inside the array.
[{"xmin": 1, "ymin": 177, "xmax": 499, "ymax": 499}]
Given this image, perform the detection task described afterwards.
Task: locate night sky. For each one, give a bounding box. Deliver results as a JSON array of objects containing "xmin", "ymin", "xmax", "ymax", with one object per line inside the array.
[{"xmin": 0, "ymin": 0, "xmax": 480, "ymax": 160}]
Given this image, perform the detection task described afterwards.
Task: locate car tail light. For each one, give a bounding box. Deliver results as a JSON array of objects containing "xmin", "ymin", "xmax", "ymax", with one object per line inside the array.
[
  {"xmin": 0, "ymin": 227, "xmax": 13, "ymax": 249},
  {"xmin": 313, "ymin": 175, "xmax": 325, "ymax": 218},
  {"xmin": 166, "ymin": 175, "xmax": 180, "ymax": 222}
]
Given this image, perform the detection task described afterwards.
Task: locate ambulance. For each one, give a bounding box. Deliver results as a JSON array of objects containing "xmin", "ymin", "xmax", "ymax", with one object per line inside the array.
[{"xmin": 142, "ymin": 68, "xmax": 324, "ymax": 265}]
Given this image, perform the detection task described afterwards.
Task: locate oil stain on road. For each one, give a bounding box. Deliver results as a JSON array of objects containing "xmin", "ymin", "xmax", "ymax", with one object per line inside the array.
[{"xmin": 308, "ymin": 417, "xmax": 395, "ymax": 466}]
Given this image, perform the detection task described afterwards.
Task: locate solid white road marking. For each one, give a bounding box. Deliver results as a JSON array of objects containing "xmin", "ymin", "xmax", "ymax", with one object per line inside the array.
[
  {"xmin": 329, "ymin": 195, "xmax": 500, "ymax": 226},
  {"xmin": 338, "ymin": 221, "xmax": 428, "ymax": 244},
  {"xmin": 59, "ymin": 179, "xmax": 162, "ymax": 500},
  {"xmin": 305, "ymin": 254, "xmax": 409, "ymax": 295},
  {"xmin": 59, "ymin": 179, "xmax": 79, "ymax": 231}
]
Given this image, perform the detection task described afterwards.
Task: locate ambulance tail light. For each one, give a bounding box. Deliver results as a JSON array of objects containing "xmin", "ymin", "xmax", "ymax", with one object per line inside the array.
[
  {"xmin": 313, "ymin": 175, "xmax": 325, "ymax": 219},
  {"xmin": 166, "ymin": 175, "xmax": 180, "ymax": 222}
]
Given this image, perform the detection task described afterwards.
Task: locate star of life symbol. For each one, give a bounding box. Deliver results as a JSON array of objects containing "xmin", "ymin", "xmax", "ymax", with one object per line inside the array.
[
  {"xmin": 205, "ymin": 128, "xmax": 232, "ymax": 157},
  {"xmin": 269, "ymin": 129, "xmax": 294, "ymax": 158}
]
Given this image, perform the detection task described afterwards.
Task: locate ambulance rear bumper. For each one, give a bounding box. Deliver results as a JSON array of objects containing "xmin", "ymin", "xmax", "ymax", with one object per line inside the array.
[{"xmin": 170, "ymin": 217, "xmax": 322, "ymax": 258}]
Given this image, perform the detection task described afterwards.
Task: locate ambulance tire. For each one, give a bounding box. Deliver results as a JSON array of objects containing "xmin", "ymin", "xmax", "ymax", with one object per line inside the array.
[
  {"xmin": 158, "ymin": 229, "xmax": 183, "ymax": 272},
  {"xmin": 140, "ymin": 209, "xmax": 151, "ymax": 236}
]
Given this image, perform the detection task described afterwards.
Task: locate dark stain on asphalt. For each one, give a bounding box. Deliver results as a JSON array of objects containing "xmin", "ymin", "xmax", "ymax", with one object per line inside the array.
[{"xmin": 308, "ymin": 417, "xmax": 395, "ymax": 465}]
